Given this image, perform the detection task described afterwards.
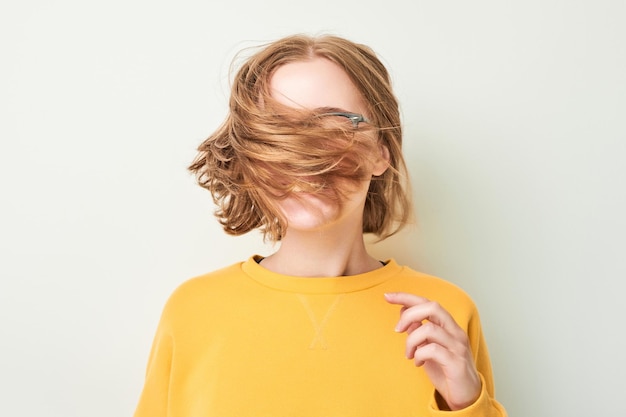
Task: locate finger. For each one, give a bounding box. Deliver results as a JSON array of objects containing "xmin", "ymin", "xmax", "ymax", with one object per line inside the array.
[
  {"xmin": 412, "ymin": 343, "xmax": 482, "ymax": 410},
  {"xmin": 395, "ymin": 301, "xmax": 460, "ymax": 333},
  {"xmin": 412, "ymin": 341, "xmax": 456, "ymax": 367},
  {"xmin": 405, "ymin": 320, "xmax": 422, "ymax": 336},
  {"xmin": 384, "ymin": 292, "xmax": 429, "ymax": 307},
  {"xmin": 404, "ymin": 321, "xmax": 462, "ymax": 359}
]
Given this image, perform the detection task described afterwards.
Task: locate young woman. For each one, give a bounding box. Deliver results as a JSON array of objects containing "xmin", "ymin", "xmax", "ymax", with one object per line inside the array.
[{"xmin": 134, "ymin": 34, "xmax": 507, "ymax": 417}]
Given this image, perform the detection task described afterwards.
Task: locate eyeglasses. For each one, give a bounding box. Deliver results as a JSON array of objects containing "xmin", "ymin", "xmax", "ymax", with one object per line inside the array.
[{"xmin": 317, "ymin": 112, "xmax": 371, "ymax": 128}]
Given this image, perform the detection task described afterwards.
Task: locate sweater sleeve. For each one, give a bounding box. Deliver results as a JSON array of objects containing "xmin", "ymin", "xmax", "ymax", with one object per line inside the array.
[
  {"xmin": 429, "ymin": 306, "xmax": 508, "ymax": 417},
  {"xmin": 133, "ymin": 317, "xmax": 174, "ymax": 417}
]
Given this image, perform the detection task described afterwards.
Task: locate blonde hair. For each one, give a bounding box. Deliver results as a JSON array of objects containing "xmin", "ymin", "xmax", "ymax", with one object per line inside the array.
[{"xmin": 189, "ymin": 34, "xmax": 412, "ymax": 241}]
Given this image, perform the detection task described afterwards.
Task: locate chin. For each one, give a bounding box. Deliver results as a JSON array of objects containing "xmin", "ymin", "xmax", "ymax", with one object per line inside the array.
[
  {"xmin": 277, "ymin": 191, "xmax": 368, "ymax": 235},
  {"xmin": 278, "ymin": 194, "xmax": 340, "ymax": 231}
]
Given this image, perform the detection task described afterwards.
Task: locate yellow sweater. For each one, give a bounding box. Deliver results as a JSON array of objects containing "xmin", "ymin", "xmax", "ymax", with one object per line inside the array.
[{"xmin": 134, "ymin": 257, "xmax": 506, "ymax": 417}]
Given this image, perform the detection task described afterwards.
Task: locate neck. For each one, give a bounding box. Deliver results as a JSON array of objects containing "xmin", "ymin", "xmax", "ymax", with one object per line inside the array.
[{"xmin": 260, "ymin": 225, "xmax": 382, "ymax": 277}]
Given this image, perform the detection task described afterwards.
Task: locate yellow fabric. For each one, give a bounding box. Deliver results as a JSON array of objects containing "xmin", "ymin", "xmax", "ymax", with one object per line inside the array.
[{"xmin": 134, "ymin": 257, "xmax": 507, "ymax": 417}]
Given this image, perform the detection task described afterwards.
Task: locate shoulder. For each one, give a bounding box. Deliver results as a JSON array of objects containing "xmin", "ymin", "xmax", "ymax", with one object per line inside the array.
[
  {"xmin": 157, "ymin": 261, "xmax": 246, "ymax": 327},
  {"xmin": 173, "ymin": 262, "xmax": 244, "ymax": 297},
  {"xmin": 389, "ymin": 263, "xmax": 479, "ymax": 320}
]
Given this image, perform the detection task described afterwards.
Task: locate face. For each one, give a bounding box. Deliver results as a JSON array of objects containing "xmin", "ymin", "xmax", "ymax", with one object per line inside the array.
[{"xmin": 268, "ymin": 57, "xmax": 389, "ymax": 234}]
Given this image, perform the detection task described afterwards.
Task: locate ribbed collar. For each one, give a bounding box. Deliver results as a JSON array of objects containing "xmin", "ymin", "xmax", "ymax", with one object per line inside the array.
[{"xmin": 241, "ymin": 255, "xmax": 403, "ymax": 294}]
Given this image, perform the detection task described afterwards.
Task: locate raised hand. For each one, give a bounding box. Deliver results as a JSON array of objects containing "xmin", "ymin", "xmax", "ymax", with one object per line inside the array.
[{"xmin": 384, "ymin": 292, "xmax": 481, "ymax": 411}]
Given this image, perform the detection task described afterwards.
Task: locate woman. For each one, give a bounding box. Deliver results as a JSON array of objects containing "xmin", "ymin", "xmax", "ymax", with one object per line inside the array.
[{"xmin": 134, "ymin": 34, "xmax": 507, "ymax": 416}]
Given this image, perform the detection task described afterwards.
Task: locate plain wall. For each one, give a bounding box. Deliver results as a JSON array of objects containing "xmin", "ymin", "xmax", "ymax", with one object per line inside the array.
[{"xmin": 1, "ymin": 1, "xmax": 625, "ymax": 416}]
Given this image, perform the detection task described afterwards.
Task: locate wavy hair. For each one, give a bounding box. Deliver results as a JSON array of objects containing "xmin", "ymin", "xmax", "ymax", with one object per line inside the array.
[{"xmin": 189, "ymin": 34, "xmax": 412, "ymax": 241}]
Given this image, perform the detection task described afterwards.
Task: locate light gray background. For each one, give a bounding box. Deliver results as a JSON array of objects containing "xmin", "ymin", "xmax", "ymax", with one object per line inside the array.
[{"xmin": 1, "ymin": 1, "xmax": 624, "ymax": 416}]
